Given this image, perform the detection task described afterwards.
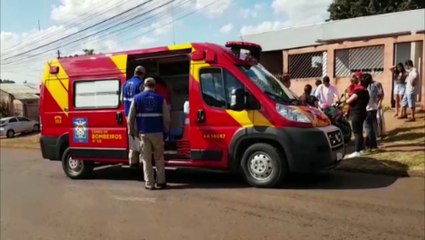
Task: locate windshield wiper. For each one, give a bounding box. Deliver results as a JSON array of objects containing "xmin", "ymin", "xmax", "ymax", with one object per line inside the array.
[
  {"xmin": 264, "ymin": 91, "xmax": 292, "ymax": 104},
  {"xmin": 264, "ymin": 91, "xmax": 304, "ymax": 106}
]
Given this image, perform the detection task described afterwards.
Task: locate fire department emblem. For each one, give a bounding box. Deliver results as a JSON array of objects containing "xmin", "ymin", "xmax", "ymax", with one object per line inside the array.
[{"xmin": 73, "ymin": 118, "xmax": 88, "ymax": 143}]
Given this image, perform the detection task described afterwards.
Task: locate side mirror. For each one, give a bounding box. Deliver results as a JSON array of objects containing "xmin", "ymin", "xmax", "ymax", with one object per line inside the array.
[{"xmin": 230, "ymin": 88, "xmax": 245, "ymax": 111}]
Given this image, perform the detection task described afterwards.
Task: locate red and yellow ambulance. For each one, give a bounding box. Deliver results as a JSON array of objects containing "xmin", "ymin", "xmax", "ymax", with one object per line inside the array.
[{"xmin": 39, "ymin": 41, "xmax": 345, "ymax": 188}]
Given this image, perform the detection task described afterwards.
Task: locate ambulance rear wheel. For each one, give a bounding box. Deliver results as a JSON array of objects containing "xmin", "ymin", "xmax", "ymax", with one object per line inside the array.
[
  {"xmin": 241, "ymin": 143, "xmax": 287, "ymax": 188},
  {"xmin": 62, "ymin": 148, "xmax": 93, "ymax": 179}
]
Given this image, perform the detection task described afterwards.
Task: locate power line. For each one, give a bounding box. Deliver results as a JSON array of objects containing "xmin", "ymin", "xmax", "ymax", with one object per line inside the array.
[
  {"xmin": 2, "ymin": 0, "xmax": 218, "ymax": 68},
  {"xmin": 1, "ymin": 0, "xmax": 154, "ymax": 62},
  {"xmin": 1, "ymin": 0, "xmax": 124, "ymax": 55},
  {"xmin": 1, "ymin": 0, "xmax": 182, "ymax": 66}
]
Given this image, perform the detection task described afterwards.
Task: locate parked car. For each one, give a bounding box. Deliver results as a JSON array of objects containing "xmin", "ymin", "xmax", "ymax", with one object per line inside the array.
[{"xmin": 0, "ymin": 117, "xmax": 40, "ymax": 138}]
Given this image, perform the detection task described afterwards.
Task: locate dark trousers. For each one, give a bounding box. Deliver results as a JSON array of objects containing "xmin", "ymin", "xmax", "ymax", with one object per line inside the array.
[
  {"xmin": 365, "ymin": 110, "xmax": 378, "ymax": 149},
  {"xmin": 351, "ymin": 112, "xmax": 367, "ymax": 152}
]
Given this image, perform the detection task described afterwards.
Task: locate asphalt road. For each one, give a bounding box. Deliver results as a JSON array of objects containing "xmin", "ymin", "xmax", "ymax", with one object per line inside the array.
[{"xmin": 1, "ymin": 148, "xmax": 424, "ymax": 240}]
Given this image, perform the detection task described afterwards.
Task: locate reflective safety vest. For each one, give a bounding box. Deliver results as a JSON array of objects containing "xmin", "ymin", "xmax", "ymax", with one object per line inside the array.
[
  {"xmin": 122, "ymin": 76, "xmax": 143, "ymax": 116},
  {"xmin": 134, "ymin": 91, "xmax": 164, "ymax": 134}
]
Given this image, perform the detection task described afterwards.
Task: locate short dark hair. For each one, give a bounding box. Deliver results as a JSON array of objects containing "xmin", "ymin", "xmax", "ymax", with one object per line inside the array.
[
  {"xmin": 361, "ymin": 73, "xmax": 373, "ymax": 87},
  {"xmin": 405, "ymin": 60, "xmax": 414, "ymax": 67},
  {"xmin": 304, "ymin": 84, "xmax": 312, "ymax": 93},
  {"xmin": 280, "ymin": 73, "xmax": 290, "ymax": 82},
  {"xmin": 323, "ymin": 76, "xmax": 330, "ymax": 83},
  {"xmin": 315, "ymin": 79, "xmax": 322, "ymax": 86}
]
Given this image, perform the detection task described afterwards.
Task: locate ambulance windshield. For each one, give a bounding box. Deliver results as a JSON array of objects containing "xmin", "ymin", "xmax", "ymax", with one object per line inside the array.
[{"xmin": 239, "ymin": 64, "xmax": 297, "ymax": 104}]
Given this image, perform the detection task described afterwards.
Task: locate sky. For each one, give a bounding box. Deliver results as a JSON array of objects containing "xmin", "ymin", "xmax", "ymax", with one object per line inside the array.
[{"xmin": 0, "ymin": 0, "xmax": 332, "ymax": 83}]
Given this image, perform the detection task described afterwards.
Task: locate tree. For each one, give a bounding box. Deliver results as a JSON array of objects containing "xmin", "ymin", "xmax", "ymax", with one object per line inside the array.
[
  {"xmin": 0, "ymin": 79, "xmax": 15, "ymax": 84},
  {"xmin": 83, "ymin": 49, "xmax": 95, "ymax": 55},
  {"xmin": 328, "ymin": 0, "xmax": 425, "ymax": 20}
]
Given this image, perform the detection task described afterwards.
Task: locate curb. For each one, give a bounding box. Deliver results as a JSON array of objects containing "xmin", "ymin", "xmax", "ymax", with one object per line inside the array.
[{"xmin": 336, "ymin": 166, "xmax": 425, "ymax": 178}]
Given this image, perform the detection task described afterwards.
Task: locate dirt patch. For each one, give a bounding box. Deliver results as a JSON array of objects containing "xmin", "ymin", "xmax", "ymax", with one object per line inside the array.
[
  {"xmin": 338, "ymin": 110, "xmax": 425, "ymax": 177},
  {"xmin": 0, "ymin": 133, "xmax": 40, "ymax": 149}
]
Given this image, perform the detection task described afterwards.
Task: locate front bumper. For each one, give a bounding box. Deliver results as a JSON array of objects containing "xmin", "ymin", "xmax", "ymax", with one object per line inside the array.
[
  {"xmin": 275, "ymin": 125, "xmax": 345, "ymax": 173},
  {"xmin": 0, "ymin": 128, "xmax": 6, "ymax": 136}
]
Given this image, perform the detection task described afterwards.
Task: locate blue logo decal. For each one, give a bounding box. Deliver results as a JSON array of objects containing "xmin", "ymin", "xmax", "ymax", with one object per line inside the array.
[{"xmin": 73, "ymin": 118, "xmax": 88, "ymax": 143}]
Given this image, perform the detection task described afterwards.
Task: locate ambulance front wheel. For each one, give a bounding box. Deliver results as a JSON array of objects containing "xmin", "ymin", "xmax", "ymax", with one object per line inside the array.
[
  {"xmin": 241, "ymin": 143, "xmax": 287, "ymax": 188},
  {"xmin": 62, "ymin": 148, "xmax": 93, "ymax": 179}
]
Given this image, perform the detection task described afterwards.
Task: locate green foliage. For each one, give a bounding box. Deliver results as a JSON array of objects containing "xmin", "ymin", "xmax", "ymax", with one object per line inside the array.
[
  {"xmin": 328, "ymin": 0, "xmax": 425, "ymax": 20},
  {"xmin": 83, "ymin": 49, "xmax": 95, "ymax": 55},
  {"xmin": 0, "ymin": 79, "xmax": 15, "ymax": 84}
]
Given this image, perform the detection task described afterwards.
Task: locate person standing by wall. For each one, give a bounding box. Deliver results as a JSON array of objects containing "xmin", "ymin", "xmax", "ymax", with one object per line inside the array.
[
  {"xmin": 374, "ymin": 79, "xmax": 386, "ymax": 139},
  {"xmin": 278, "ymin": 73, "xmax": 300, "ymax": 101},
  {"xmin": 390, "ymin": 63, "xmax": 407, "ymax": 117},
  {"xmin": 344, "ymin": 72, "xmax": 364, "ymax": 117},
  {"xmin": 315, "ymin": 76, "xmax": 339, "ymax": 108},
  {"xmin": 300, "ymin": 84, "xmax": 319, "ymax": 107},
  {"xmin": 128, "ymin": 77, "xmax": 171, "ymax": 190},
  {"xmin": 279, "ymin": 73, "xmax": 291, "ymax": 89},
  {"xmin": 312, "ymin": 79, "xmax": 322, "ymax": 96},
  {"xmin": 122, "ymin": 66, "xmax": 145, "ymax": 167},
  {"xmin": 364, "ymin": 74, "xmax": 380, "ymax": 151},
  {"xmin": 399, "ymin": 60, "xmax": 419, "ymax": 122},
  {"xmin": 345, "ymin": 77, "xmax": 370, "ymax": 158}
]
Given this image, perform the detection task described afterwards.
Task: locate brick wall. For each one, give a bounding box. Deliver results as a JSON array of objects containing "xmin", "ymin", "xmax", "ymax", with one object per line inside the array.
[{"xmin": 279, "ymin": 33, "xmax": 425, "ymax": 110}]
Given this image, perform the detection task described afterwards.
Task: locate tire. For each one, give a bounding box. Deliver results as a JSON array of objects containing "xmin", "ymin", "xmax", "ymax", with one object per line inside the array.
[
  {"xmin": 337, "ymin": 120, "xmax": 352, "ymax": 144},
  {"xmin": 240, "ymin": 143, "xmax": 287, "ymax": 188},
  {"xmin": 33, "ymin": 124, "xmax": 40, "ymax": 132},
  {"xmin": 6, "ymin": 130, "xmax": 15, "ymax": 138},
  {"xmin": 62, "ymin": 148, "xmax": 93, "ymax": 179}
]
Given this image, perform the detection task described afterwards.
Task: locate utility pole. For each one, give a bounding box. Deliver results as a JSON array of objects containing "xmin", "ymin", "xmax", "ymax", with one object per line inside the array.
[{"xmin": 171, "ymin": 4, "xmax": 175, "ymax": 45}]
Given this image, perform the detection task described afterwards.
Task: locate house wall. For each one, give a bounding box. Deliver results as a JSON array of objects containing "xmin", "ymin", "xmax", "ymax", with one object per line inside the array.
[
  {"xmin": 23, "ymin": 100, "xmax": 40, "ymax": 121},
  {"xmin": 0, "ymin": 90, "xmax": 14, "ymax": 116},
  {"xmin": 259, "ymin": 51, "xmax": 283, "ymax": 77},
  {"xmin": 276, "ymin": 33, "xmax": 425, "ymax": 110}
]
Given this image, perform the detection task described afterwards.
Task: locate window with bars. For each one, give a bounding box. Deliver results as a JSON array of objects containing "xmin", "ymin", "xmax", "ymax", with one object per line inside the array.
[
  {"xmin": 335, "ymin": 45, "xmax": 384, "ymax": 77},
  {"xmin": 288, "ymin": 51, "xmax": 327, "ymax": 79}
]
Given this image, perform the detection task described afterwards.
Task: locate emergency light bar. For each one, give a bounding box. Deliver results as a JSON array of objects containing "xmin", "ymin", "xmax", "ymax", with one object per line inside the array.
[{"xmin": 225, "ymin": 41, "xmax": 262, "ymax": 63}]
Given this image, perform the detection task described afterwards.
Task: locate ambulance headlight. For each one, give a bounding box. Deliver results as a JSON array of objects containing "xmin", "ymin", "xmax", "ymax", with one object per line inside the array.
[{"xmin": 276, "ymin": 104, "xmax": 311, "ymax": 123}]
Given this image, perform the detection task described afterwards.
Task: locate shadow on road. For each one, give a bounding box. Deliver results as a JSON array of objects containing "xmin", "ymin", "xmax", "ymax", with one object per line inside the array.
[
  {"xmin": 338, "ymin": 157, "xmax": 410, "ymax": 176},
  {"xmin": 283, "ymin": 171, "xmax": 399, "ymax": 190},
  {"xmin": 90, "ymin": 165, "xmax": 399, "ymax": 190}
]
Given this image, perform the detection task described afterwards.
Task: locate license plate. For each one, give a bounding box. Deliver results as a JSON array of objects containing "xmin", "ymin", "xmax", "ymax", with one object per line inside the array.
[{"xmin": 336, "ymin": 152, "xmax": 343, "ymax": 161}]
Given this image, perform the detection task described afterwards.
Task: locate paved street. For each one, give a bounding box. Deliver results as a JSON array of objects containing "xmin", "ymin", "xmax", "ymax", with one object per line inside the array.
[{"xmin": 1, "ymin": 148, "xmax": 424, "ymax": 240}]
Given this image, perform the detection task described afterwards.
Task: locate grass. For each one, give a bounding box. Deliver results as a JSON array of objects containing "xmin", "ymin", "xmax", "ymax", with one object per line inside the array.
[{"xmin": 0, "ymin": 133, "xmax": 40, "ymax": 149}]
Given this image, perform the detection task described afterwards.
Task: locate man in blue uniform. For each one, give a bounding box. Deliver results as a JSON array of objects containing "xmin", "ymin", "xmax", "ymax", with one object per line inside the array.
[
  {"xmin": 128, "ymin": 77, "xmax": 171, "ymax": 190},
  {"xmin": 122, "ymin": 65, "xmax": 145, "ymax": 167}
]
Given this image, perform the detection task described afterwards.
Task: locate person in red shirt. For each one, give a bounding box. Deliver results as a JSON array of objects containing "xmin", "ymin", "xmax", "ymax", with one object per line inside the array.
[
  {"xmin": 154, "ymin": 77, "xmax": 171, "ymax": 107},
  {"xmin": 347, "ymin": 72, "xmax": 364, "ymax": 96},
  {"xmin": 345, "ymin": 71, "xmax": 365, "ymax": 117}
]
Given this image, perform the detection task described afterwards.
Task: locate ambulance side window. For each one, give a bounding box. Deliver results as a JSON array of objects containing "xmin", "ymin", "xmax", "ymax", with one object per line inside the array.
[
  {"xmin": 200, "ymin": 68, "xmax": 260, "ymax": 110},
  {"xmin": 223, "ymin": 70, "xmax": 260, "ymax": 110},
  {"xmin": 200, "ymin": 68, "xmax": 226, "ymax": 108},
  {"xmin": 74, "ymin": 79, "xmax": 120, "ymax": 109}
]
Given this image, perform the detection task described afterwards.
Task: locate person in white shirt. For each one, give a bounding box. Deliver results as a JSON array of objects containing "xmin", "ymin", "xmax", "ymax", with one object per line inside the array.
[
  {"xmin": 364, "ymin": 74, "xmax": 382, "ymax": 150},
  {"xmin": 314, "ymin": 76, "xmax": 339, "ymax": 107},
  {"xmin": 400, "ymin": 60, "xmax": 419, "ymax": 121}
]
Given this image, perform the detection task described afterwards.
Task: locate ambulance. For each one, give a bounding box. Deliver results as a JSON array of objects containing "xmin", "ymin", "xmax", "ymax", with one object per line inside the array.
[{"xmin": 39, "ymin": 41, "xmax": 345, "ymax": 188}]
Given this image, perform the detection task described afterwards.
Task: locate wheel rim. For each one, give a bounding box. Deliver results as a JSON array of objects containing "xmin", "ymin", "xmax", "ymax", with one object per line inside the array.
[
  {"xmin": 34, "ymin": 125, "xmax": 39, "ymax": 131},
  {"xmin": 247, "ymin": 152, "xmax": 273, "ymax": 181},
  {"xmin": 7, "ymin": 131, "xmax": 13, "ymax": 138},
  {"xmin": 67, "ymin": 156, "xmax": 83, "ymax": 174}
]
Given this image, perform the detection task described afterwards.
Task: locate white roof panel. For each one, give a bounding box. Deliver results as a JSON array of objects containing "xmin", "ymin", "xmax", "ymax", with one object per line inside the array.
[{"xmin": 243, "ymin": 9, "xmax": 425, "ymax": 51}]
